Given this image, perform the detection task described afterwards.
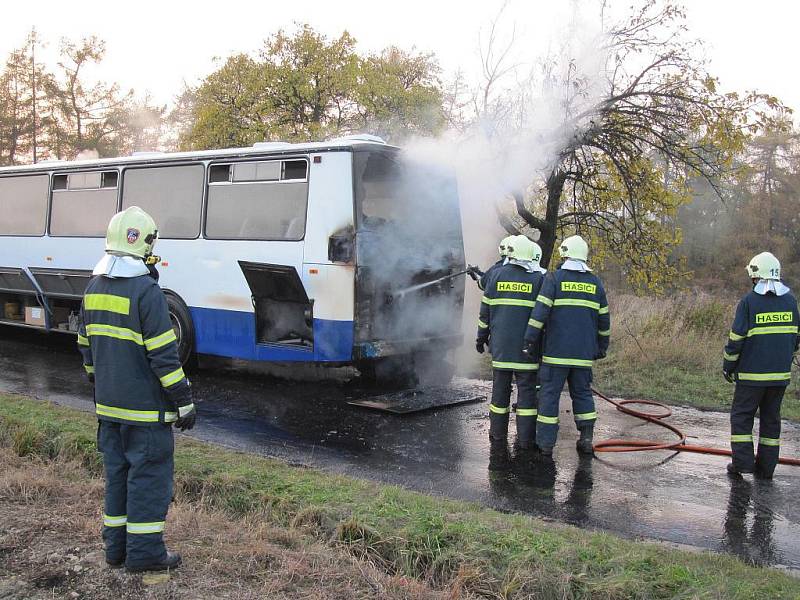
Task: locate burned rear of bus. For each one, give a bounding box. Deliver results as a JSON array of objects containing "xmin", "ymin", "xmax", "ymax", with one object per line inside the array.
[{"xmin": 352, "ymin": 148, "xmax": 465, "ymax": 377}]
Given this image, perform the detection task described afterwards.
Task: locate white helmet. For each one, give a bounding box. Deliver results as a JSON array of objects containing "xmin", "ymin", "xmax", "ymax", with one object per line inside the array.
[
  {"xmin": 505, "ymin": 235, "xmax": 536, "ymax": 261},
  {"xmin": 558, "ymin": 235, "xmax": 589, "ymax": 262},
  {"xmin": 747, "ymin": 252, "xmax": 781, "ymax": 280}
]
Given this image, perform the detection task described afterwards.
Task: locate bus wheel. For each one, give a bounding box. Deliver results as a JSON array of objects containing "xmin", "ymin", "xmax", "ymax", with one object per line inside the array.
[{"xmin": 165, "ymin": 293, "xmax": 196, "ymax": 369}]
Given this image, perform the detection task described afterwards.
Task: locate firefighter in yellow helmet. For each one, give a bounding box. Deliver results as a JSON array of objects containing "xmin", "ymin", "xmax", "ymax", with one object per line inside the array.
[
  {"xmin": 77, "ymin": 206, "xmax": 195, "ymax": 571},
  {"xmin": 723, "ymin": 252, "xmax": 799, "ymax": 478}
]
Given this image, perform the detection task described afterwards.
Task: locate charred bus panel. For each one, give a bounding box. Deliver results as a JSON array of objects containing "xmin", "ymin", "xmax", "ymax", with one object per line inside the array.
[{"xmin": 352, "ymin": 148, "xmax": 465, "ymax": 369}]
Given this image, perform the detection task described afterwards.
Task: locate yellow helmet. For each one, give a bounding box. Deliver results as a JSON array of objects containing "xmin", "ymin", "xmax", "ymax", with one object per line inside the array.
[
  {"xmin": 105, "ymin": 206, "xmax": 158, "ymax": 259},
  {"xmin": 558, "ymin": 235, "xmax": 589, "ymax": 262},
  {"xmin": 747, "ymin": 252, "xmax": 781, "ymax": 280}
]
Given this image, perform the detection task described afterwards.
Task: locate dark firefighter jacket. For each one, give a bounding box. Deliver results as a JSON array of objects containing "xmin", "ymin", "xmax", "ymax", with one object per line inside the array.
[
  {"xmin": 78, "ymin": 273, "xmax": 192, "ymax": 425},
  {"xmin": 477, "ymin": 263, "xmax": 544, "ymax": 371},
  {"xmin": 478, "ymin": 259, "xmax": 504, "ymax": 291},
  {"xmin": 524, "ymin": 267, "xmax": 610, "ymax": 368},
  {"xmin": 723, "ymin": 289, "xmax": 800, "ymax": 386}
]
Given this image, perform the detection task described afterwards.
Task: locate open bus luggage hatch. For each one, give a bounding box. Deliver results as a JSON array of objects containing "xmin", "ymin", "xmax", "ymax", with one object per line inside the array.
[
  {"xmin": 28, "ymin": 267, "xmax": 92, "ymax": 299},
  {"xmin": 238, "ymin": 261, "xmax": 313, "ymax": 348},
  {"xmin": 0, "ymin": 267, "xmax": 38, "ymax": 295}
]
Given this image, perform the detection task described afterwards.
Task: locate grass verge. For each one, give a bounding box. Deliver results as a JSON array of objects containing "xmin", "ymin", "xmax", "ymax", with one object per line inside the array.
[{"xmin": 2, "ymin": 393, "xmax": 799, "ymax": 599}]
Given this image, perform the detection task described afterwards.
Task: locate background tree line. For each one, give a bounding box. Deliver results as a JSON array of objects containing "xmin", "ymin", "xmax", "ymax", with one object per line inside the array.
[
  {"xmin": 1, "ymin": 4, "xmax": 797, "ymax": 294},
  {"xmin": 0, "ymin": 30, "xmax": 164, "ymax": 164}
]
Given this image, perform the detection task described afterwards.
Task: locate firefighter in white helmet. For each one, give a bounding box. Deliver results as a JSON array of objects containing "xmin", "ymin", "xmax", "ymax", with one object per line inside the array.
[
  {"xmin": 477, "ymin": 235, "xmax": 547, "ymax": 461},
  {"xmin": 467, "ymin": 235, "xmax": 515, "ymax": 291},
  {"xmin": 723, "ymin": 251, "xmax": 799, "ymax": 478},
  {"xmin": 524, "ymin": 234, "xmax": 610, "ymax": 456},
  {"xmin": 78, "ymin": 206, "xmax": 195, "ymax": 571}
]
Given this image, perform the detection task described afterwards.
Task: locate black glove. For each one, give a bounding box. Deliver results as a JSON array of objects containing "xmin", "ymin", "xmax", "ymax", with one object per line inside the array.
[
  {"xmin": 172, "ymin": 385, "xmax": 196, "ymax": 431},
  {"xmin": 522, "ymin": 341, "xmax": 537, "ymax": 357},
  {"xmin": 722, "ymin": 369, "xmax": 734, "ymax": 383},
  {"xmin": 466, "ymin": 265, "xmax": 484, "ymax": 282},
  {"xmin": 476, "ymin": 339, "xmax": 487, "ymax": 354},
  {"xmin": 175, "ymin": 404, "xmax": 196, "ymax": 431},
  {"xmin": 594, "ymin": 350, "xmax": 607, "ymax": 360}
]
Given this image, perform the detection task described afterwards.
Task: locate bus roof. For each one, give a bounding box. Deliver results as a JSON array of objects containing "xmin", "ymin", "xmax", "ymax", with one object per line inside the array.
[{"xmin": 0, "ymin": 136, "xmax": 400, "ymax": 175}]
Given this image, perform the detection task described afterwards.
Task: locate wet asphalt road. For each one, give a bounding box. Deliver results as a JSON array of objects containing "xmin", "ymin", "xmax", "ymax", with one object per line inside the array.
[{"xmin": 2, "ymin": 326, "xmax": 800, "ymax": 571}]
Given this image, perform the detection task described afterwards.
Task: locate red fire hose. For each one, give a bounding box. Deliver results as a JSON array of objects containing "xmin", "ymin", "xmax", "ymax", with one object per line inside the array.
[{"xmin": 591, "ymin": 388, "xmax": 800, "ymax": 467}]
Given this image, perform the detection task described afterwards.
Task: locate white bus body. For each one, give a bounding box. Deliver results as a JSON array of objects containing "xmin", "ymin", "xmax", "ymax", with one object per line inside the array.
[{"xmin": 0, "ymin": 137, "xmax": 465, "ymax": 373}]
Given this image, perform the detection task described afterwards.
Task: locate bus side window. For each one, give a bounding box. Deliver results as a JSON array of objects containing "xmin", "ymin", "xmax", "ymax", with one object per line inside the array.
[
  {"xmin": 205, "ymin": 159, "xmax": 309, "ymax": 241},
  {"xmin": 0, "ymin": 175, "xmax": 49, "ymax": 236},
  {"xmin": 50, "ymin": 170, "xmax": 119, "ymax": 237},
  {"xmin": 122, "ymin": 165, "xmax": 204, "ymax": 239}
]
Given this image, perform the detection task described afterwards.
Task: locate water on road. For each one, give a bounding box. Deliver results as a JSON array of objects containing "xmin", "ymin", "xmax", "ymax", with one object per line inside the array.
[{"xmin": 2, "ymin": 326, "xmax": 799, "ymax": 571}]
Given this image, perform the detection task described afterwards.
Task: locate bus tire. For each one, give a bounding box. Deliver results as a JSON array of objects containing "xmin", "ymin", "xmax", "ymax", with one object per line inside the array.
[{"xmin": 165, "ymin": 292, "xmax": 196, "ymax": 370}]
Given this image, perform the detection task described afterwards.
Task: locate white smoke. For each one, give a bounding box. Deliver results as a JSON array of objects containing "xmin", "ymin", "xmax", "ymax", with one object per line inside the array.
[
  {"xmin": 75, "ymin": 149, "xmax": 100, "ymax": 161},
  {"xmin": 399, "ymin": 1, "xmax": 612, "ymax": 375}
]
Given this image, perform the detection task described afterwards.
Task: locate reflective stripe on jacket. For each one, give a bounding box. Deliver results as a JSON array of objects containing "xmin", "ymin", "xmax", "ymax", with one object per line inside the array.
[
  {"xmin": 78, "ymin": 273, "xmax": 189, "ymax": 425},
  {"xmin": 723, "ymin": 289, "xmax": 800, "ymax": 387},
  {"xmin": 524, "ymin": 267, "xmax": 610, "ymax": 368},
  {"xmin": 478, "ymin": 263, "xmax": 544, "ymax": 370}
]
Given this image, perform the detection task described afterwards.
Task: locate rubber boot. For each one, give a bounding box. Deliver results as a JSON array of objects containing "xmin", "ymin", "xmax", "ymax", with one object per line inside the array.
[
  {"xmin": 488, "ymin": 437, "xmax": 511, "ymax": 472},
  {"xmin": 727, "ymin": 462, "xmax": 754, "ymax": 477},
  {"xmin": 576, "ymin": 424, "xmax": 595, "ymax": 455},
  {"xmin": 127, "ymin": 551, "xmax": 182, "ymax": 573}
]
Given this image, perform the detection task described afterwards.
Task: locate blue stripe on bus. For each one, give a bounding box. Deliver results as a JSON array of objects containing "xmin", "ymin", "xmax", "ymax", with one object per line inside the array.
[{"xmin": 189, "ymin": 307, "xmax": 354, "ymax": 362}]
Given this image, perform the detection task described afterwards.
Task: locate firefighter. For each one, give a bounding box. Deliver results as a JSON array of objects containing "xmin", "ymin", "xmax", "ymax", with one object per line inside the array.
[
  {"xmin": 78, "ymin": 206, "xmax": 196, "ymax": 572},
  {"xmin": 476, "ymin": 235, "xmax": 547, "ymax": 452},
  {"xmin": 524, "ymin": 235, "xmax": 610, "ymax": 456},
  {"xmin": 723, "ymin": 251, "xmax": 799, "ymax": 479},
  {"xmin": 467, "ymin": 235, "xmax": 514, "ymax": 290}
]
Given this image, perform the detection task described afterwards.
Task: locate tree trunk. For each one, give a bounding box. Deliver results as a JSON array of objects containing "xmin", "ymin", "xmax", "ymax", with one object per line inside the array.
[{"xmin": 540, "ymin": 169, "xmax": 566, "ymax": 268}]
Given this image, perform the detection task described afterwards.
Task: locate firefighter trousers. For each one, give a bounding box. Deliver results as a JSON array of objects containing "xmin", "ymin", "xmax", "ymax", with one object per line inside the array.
[
  {"xmin": 730, "ymin": 384, "xmax": 784, "ymax": 477},
  {"xmin": 536, "ymin": 365, "xmax": 596, "ymax": 451},
  {"xmin": 489, "ymin": 369, "xmax": 538, "ymax": 443},
  {"xmin": 98, "ymin": 421, "xmax": 174, "ymax": 567}
]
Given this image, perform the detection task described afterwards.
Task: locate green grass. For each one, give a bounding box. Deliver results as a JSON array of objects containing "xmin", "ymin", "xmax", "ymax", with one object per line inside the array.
[{"xmin": 2, "ymin": 393, "xmax": 800, "ymax": 599}]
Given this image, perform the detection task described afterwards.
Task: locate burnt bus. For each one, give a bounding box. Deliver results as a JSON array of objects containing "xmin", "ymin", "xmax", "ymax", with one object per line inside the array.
[{"xmin": 0, "ymin": 135, "xmax": 465, "ymax": 381}]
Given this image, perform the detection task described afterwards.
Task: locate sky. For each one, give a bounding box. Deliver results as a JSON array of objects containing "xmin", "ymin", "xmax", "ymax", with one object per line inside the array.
[{"xmin": 1, "ymin": 0, "xmax": 799, "ymax": 112}]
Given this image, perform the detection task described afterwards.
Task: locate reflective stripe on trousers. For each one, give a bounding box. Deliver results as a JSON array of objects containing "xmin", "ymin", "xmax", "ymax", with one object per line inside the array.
[
  {"xmin": 536, "ymin": 365, "xmax": 595, "ymax": 450},
  {"xmin": 489, "ymin": 369, "xmax": 538, "ymax": 443},
  {"xmin": 98, "ymin": 421, "xmax": 174, "ymax": 566}
]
